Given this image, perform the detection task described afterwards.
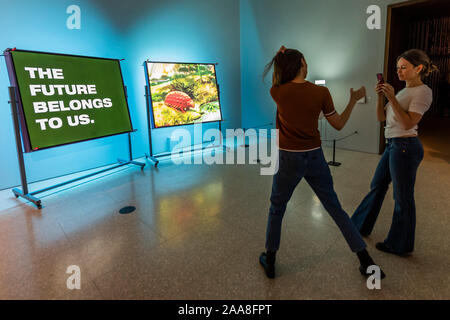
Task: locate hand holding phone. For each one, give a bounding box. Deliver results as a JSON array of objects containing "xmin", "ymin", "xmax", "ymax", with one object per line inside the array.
[
  {"xmin": 377, "ymin": 73, "xmax": 384, "ymax": 84},
  {"xmin": 375, "ymin": 73, "xmax": 384, "ymax": 96}
]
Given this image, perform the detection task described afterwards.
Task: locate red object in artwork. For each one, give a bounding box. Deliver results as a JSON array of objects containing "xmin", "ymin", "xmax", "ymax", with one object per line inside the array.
[{"xmin": 164, "ymin": 91, "xmax": 194, "ymax": 113}]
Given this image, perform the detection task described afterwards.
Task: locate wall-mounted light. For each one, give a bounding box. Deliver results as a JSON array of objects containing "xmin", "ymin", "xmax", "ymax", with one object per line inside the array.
[
  {"xmin": 315, "ymin": 80, "xmax": 326, "ymax": 120},
  {"xmin": 315, "ymin": 80, "xmax": 326, "ymax": 86}
]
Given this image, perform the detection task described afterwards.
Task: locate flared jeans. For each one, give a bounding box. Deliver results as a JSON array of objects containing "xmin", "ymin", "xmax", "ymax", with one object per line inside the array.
[{"xmin": 351, "ymin": 137, "xmax": 424, "ymax": 254}]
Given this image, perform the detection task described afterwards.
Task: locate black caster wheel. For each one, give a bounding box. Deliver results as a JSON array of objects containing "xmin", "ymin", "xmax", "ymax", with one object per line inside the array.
[
  {"xmin": 37, "ymin": 204, "xmax": 42, "ymax": 210},
  {"xmin": 155, "ymin": 162, "xmax": 159, "ymax": 167},
  {"xmin": 14, "ymin": 194, "xmax": 19, "ymax": 198}
]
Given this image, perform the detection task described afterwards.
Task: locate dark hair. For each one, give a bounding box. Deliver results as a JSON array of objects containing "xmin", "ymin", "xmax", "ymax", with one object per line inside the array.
[
  {"xmin": 263, "ymin": 48, "xmax": 304, "ymax": 86},
  {"xmin": 397, "ymin": 49, "xmax": 439, "ymax": 80}
]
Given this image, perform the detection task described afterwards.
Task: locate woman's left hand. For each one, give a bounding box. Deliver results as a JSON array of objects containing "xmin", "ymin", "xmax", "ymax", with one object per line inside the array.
[
  {"xmin": 380, "ymin": 83, "xmax": 396, "ymax": 101},
  {"xmin": 351, "ymin": 86, "xmax": 366, "ymax": 101}
]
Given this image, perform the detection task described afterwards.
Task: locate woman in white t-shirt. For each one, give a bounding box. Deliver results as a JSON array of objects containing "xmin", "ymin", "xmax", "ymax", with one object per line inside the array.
[{"xmin": 351, "ymin": 49, "xmax": 438, "ymax": 255}]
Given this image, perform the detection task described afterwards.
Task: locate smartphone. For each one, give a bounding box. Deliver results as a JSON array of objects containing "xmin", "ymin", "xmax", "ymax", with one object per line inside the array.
[{"xmin": 377, "ymin": 73, "xmax": 384, "ymax": 84}]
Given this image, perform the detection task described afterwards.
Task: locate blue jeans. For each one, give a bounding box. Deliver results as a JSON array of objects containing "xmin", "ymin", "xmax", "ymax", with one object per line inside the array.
[
  {"xmin": 351, "ymin": 137, "xmax": 424, "ymax": 254},
  {"xmin": 265, "ymin": 148, "xmax": 366, "ymax": 253}
]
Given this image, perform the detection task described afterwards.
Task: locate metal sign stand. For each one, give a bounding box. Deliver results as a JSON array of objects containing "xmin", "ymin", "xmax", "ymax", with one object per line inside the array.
[
  {"xmin": 8, "ymin": 86, "xmax": 145, "ymax": 209},
  {"xmin": 327, "ymin": 139, "xmax": 342, "ymax": 167},
  {"xmin": 325, "ymin": 131, "xmax": 358, "ymax": 167}
]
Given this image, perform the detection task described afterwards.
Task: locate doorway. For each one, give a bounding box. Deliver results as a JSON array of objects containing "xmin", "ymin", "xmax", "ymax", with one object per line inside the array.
[{"xmin": 382, "ymin": 0, "xmax": 450, "ymax": 162}]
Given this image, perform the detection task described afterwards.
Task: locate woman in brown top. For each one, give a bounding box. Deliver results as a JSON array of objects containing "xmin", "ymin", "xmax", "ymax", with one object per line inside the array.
[{"xmin": 260, "ymin": 46, "xmax": 385, "ymax": 280}]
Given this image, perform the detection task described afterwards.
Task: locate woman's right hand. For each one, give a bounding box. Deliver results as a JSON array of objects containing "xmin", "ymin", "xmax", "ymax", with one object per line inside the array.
[
  {"xmin": 375, "ymin": 83, "xmax": 384, "ymax": 96},
  {"xmin": 375, "ymin": 83, "xmax": 387, "ymax": 122}
]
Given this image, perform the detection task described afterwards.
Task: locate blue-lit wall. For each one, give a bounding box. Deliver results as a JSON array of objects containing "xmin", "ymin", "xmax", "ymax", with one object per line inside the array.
[
  {"xmin": 0, "ymin": 0, "xmax": 241, "ymax": 190},
  {"xmin": 123, "ymin": 0, "xmax": 241, "ymax": 155},
  {"xmin": 1, "ymin": 0, "xmax": 404, "ymax": 190}
]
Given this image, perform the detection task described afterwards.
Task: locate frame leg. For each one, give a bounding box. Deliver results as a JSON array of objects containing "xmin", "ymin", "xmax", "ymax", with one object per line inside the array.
[
  {"xmin": 118, "ymin": 158, "xmax": 146, "ymax": 170},
  {"xmin": 145, "ymin": 153, "xmax": 160, "ymax": 167},
  {"xmin": 12, "ymin": 188, "xmax": 42, "ymax": 209}
]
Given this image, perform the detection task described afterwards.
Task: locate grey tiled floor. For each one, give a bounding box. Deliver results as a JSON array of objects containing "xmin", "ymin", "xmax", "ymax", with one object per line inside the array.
[{"xmin": 0, "ymin": 143, "xmax": 448, "ymax": 299}]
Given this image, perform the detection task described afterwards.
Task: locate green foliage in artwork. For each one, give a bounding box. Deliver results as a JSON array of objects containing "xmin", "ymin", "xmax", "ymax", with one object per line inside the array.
[
  {"xmin": 170, "ymin": 77, "xmax": 197, "ymax": 99},
  {"xmin": 160, "ymin": 107, "xmax": 202, "ymax": 127},
  {"xmin": 199, "ymin": 101, "xmax": 220, "ymax": 112},
  {"xmin": 151, "ymin": 89, "xmax": 171, "ymax": 102}
]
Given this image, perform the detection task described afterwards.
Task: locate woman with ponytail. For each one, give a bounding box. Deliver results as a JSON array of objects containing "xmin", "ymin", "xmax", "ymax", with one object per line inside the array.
[
  {"xmin": 259, "ymin": 46, "xmax": 385, "ymax": 280},
  {"xmin": 351, "ymin": 49, "xmax": 438, "ymax": 255}
]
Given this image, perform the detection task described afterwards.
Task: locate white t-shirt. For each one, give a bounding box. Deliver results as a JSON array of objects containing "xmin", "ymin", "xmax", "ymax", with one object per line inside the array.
[{"xmin": 384, "ymin": 84, "xmax": 433, "ymax": 138}]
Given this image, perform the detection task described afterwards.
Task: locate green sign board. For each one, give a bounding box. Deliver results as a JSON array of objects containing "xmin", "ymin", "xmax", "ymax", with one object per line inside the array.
[{"xmin": 5, "ymin": 49, "xmax": 132, "ymax": 152}]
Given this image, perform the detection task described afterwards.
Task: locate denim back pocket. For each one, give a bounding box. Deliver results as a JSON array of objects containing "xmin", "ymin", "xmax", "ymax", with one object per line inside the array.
[{"xmin": 392, "ymin": 141, "xmax": 408, "ymax": 156}]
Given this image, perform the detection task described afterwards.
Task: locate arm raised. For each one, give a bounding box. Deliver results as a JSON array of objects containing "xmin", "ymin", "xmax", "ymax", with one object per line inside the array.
[{"xmin": 326, "ymin": 87, "xmax": 365, "ymax": 131}]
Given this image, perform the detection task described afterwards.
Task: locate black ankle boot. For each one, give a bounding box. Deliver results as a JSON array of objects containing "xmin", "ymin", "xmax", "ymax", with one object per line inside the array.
[
  {"xmin": 259, "ymin": 251, "xmax": 276, "ymax": 279},
  {"xmin": 359, "ymin": 264, "xmax": 386, "ymax": 279},
  {"xmin": 375, "ymin": 242, "xmax": 412, "ymax": 256},
  {"xmin": 357, "ymin": 249, "xmax": 386, "ymax": 279},
  {"xmin": 376, "ymin": 242, "xmax": 396, "ymax": 254}
]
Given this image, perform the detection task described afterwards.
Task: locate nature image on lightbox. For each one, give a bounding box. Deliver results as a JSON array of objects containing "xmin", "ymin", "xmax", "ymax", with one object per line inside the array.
[{"xmin": 146, "ymin": 62, "xmax": 222, "ymax": 128}]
